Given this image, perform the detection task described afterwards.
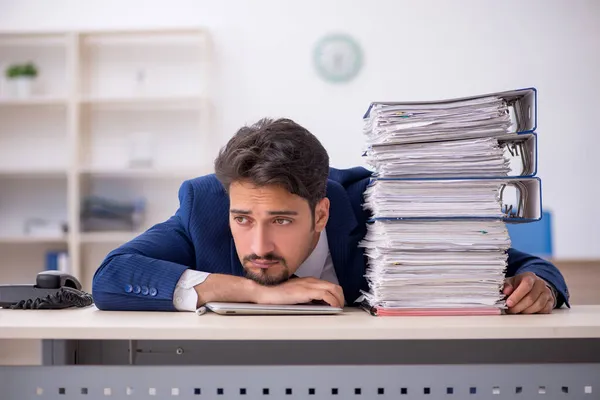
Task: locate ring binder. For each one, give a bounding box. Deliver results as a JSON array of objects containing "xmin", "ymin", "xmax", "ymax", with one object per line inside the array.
[
  {"xmin": 364, "ymin": 133, "xmax": 537, "ymax": 179},
  {"xmin": 364, "ymin": 177, "xmax": 542, "ymax": 222},
  {"xmin": 499, "ymin": 133, "xmax": 536, "ymax": 177},
  {"xmin": 363, "ymin": 87, "xmax": 537, "ymax": 143}
]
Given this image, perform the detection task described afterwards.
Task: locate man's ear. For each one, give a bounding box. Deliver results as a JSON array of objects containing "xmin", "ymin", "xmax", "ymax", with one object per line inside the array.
[{"xmin": 314, "ymin": 197, "xmax": 330, "ymax": 232}]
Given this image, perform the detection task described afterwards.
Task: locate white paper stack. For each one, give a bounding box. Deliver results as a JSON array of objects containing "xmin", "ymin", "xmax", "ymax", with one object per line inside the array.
[
  {"xmin": 363, "ymin": 96, "xmax": 512, "ymax": 146},
  {"xmin": 360, "ymin": 220, "xmax": 509, "ymax": 310},
  {"xmin": 364, "ymin": 137, "xmax": 512, "ymax": 178},
  {"xmin": 358, "ymin": 92, "xmax": 528, "ymax": 316},
  {"xmin": 364, "ymin": 180, "xmax": 509, "ymax": 219}
]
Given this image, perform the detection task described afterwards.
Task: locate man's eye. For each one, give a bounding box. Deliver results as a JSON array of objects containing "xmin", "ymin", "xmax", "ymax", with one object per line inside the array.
[
  {"xmin": 234, "ymin": 216, "xmax": 249, "ymax": 224},
  {"xmin": 274, "ymin": 218, "xmax": 291, "ymax": 225}
]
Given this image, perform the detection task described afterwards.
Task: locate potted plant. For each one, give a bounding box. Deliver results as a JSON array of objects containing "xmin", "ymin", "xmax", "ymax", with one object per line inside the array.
[{"xmin": 5, "ymin": 62, "xmax": 38, "ymax": 98}]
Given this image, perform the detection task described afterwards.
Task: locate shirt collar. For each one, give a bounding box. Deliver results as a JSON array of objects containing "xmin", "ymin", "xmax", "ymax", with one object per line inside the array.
[{"xmin": 294, "ymin": 229, "xmax": 329, "ymax": 279}]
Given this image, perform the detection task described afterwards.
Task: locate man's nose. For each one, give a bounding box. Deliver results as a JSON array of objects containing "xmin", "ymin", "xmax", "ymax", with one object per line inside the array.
[{"xmin": 251, "ymin": 226, "xmax": 275, "ymax": 256}]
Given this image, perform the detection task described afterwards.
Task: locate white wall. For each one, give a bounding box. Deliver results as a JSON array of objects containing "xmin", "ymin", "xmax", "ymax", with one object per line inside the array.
[{"xmin": 1, "ymin": 0, "xmax": 598, "ymax": 259}]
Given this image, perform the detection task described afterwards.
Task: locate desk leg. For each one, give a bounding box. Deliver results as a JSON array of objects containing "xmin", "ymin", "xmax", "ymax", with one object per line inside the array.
[
  {"xmin": 41, "ymin": 340, "xmax": 77, "ymax": 366},
  {"xmin": 128, "ymin": 340, "xmax": 137, "ymax": 365}
]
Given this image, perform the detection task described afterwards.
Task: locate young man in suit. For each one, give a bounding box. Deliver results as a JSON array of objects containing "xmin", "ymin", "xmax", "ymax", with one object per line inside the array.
[{"xmin": 92, "ymin": 118, "xmax": 569, "ymax": 313}]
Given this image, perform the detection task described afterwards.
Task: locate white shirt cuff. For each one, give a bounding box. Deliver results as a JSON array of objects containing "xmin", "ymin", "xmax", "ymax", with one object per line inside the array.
[{"xmin": 173, "ymin": 270, "xmax": 210, "ymax": 311}]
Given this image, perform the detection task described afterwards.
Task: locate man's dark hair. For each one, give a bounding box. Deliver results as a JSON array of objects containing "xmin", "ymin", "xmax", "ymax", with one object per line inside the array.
[{"xmin": 214, "ymin": 118, "xmax": 330, "ymax": 214}]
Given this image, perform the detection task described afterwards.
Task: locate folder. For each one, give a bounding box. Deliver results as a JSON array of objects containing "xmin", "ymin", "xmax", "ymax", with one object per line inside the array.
[
  {"xmin": 361, "ymin": 304, "xmax": 502, "ymax": 316},
  {"xmin": 363, "ymin": 87, "xmax": 537, "ymax": 145},
  {"xmin": 364, "ymin": 133, "xmax": 537, "ymax": 179},
  {"xmin": 364, "ymin": 177, "xmax": 542, "ymax": 222}
]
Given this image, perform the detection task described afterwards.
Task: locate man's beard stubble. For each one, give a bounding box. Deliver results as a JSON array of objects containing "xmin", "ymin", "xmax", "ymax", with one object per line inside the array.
[{"xmin": 243, "ymin": 252, "xmax": 290, "ymax": 286}]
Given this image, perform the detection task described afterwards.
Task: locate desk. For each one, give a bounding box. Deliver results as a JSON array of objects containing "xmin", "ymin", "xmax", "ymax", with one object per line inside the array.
[
  {"xmin": 2, "ymin": 305, "xmax": 600, "ymax": 340},
  {"xmin": 1, "ymin": 306, "xmax": 600, "ymax": 399}
]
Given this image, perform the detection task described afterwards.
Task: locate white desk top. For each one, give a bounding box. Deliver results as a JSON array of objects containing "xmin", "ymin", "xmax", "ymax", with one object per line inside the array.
[{"xmin": 1, "ymin": 306, "xmax": 599, "ymax": 341}]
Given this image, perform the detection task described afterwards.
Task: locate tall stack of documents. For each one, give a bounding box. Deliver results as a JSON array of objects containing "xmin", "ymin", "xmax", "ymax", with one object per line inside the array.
[{"xmin": 359, "ymin": 88, "xmax": 541, "ymax": 316}]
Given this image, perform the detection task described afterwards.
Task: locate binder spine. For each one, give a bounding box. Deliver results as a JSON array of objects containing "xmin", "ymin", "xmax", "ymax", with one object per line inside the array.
[{"xmin": 498, "ymin": 133, "xmax": 537, "ymax": 178}]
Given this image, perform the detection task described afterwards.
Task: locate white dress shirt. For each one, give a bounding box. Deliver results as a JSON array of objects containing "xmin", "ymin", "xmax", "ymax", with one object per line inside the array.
[{"xmin": 173, "ymin": 229, "xmax": 338, "ymax": 311}]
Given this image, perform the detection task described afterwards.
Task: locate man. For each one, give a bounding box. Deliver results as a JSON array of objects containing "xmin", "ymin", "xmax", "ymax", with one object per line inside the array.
[{"xmin": 92, "ymin": 118, "xmax": 569, "ymax": 313}]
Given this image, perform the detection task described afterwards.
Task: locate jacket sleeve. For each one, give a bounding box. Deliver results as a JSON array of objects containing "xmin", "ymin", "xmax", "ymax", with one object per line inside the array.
[
  {"xmin": 92, "ymin": 181, "xmax": 197, "ymax": 311},
  {"xmin": 506, "ymin": 248, "xmax": 570, "ymax": 309}
]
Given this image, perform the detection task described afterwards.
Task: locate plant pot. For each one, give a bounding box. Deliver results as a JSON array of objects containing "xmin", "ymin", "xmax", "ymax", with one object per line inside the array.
[{"xmin": 9, "ymin": 76, "xmax": 34, "ymax": 98}]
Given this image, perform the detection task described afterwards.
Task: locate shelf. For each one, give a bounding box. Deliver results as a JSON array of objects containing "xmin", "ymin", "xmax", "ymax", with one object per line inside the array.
[
  {"xmin": 78, "ymin": 166, "xmax": 208, "ymax": 179},
  {"xmin": 0, "ymin": 34, "xmax": 67, "ymax": 47},
  {"xmin": 81, "ymin": 30, "xmax": 207, "ymax": 47},
  {"xmin": 0, "ymin": 236, "xmax": 67, "ymax": 245},
  {"xmin": 80, "ymin": 231, "xmax": 142, "ymax": 244},
  {"xmin": 0, "ymin": 97, "xmax": 68, "ymax": 107},
  {"xmin": 0, "ymin": 168, "xmax": 67, "ymax": 179},
  {"xmin": 79, "ymin": 95, "xmax": 206, "ymax": 110},
  {"xmin": 0, "ymin": 28, "xmax": 210, "ymax": 282}
]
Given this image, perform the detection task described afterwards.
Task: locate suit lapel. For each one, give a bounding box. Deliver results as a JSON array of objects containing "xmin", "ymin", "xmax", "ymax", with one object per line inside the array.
[
  {"xmin": 230, "ymin": 238, "xmax": 244, "ymax": 276},
  {"xmin": 325, "ymin": 180, "xmax": 358, "ymax": 300}
]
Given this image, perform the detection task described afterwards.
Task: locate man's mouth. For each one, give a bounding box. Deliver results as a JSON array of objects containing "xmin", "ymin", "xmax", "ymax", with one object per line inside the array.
[{"xmin": 249, "ymin": 259, "xmax": 280, "ymax": 269}]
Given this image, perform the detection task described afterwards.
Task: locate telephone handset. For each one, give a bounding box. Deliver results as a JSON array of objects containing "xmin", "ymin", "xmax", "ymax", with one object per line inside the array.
[{"xmin": 0, "ymin": 271, "xmax": 94, "ymax": 310}]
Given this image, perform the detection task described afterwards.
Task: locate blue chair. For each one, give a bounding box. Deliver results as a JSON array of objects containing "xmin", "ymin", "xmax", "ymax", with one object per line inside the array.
[{"xmin": 506, "ymin": 210, "xmax": 553, "ymax": 259}]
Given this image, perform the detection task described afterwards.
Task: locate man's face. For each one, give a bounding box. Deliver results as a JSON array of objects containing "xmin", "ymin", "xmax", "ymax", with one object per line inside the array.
[{"xmin": 228, "ymin": 180, "xmax": 329, "ymax": 285}]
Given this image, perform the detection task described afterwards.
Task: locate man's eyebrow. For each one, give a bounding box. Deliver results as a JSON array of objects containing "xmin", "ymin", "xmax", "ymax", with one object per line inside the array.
[
  {"xmin": 230, "ymin": 209, "xmax": 252, "ymax": 214},
  {"xmin": 229, "ymin": 209, "xmax": 299, "ymax": 216},
  {"xmin": 267, "ymin": 210, "xmax": 298, "ymax": 216}
]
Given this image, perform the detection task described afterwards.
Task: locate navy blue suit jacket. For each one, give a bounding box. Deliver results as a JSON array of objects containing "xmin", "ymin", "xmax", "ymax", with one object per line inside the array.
[{"xmin": 92, "ymin": 167, "xmax": 570, "ymax": 311}]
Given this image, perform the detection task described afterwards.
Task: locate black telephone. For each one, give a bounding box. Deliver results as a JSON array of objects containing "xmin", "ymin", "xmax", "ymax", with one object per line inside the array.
[{"xmin": 0, "ymin": 271, "xmax": 94, "ymax": 310}]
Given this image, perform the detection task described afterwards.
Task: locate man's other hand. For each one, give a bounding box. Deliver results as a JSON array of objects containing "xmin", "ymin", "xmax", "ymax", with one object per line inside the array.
[
  {"xmin": 503, "ymin": 272, "xmax": 555, "ymax": 314},
  {"xmin": 256, "ymin": 277, "xmax": 345, "ymax": 308}
]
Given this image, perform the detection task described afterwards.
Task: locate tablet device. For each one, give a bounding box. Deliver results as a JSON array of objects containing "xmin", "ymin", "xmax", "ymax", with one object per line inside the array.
[{"xmin": 202, "ymin": 302, "xmax": 343, "ymax": 315}]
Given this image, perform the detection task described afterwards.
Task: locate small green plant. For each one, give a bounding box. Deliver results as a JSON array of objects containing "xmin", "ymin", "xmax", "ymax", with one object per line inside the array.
[{"xmin": 5, "ymin": 62, "xmax": 38, "ymax": 79}]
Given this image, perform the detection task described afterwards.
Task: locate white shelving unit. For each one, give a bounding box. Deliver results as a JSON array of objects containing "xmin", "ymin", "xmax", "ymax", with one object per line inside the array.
[{"xmin": 0, "ymin": 29, "xmax": 212, "ymax": 294}]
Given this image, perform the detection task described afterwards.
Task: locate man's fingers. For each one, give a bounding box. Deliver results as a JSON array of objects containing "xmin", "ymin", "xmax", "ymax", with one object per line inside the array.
[
  {"xmin": 312, "ymin": 289, "xmax": 341, "ymax": 308},
  {"xmin": 503, "ymin": 273, "xmax": 555, "ymax": 314},
  {"xmin": 522, "ymin": 284, "xmax": 554, "ymax": 314},
  {"xmin": 543, "ymin": 297, "xmax": 554, "ymax": 313},
  {"xmin": 324, "ymin": 285, "xmax": 344, "ymax": 308},
  {"xmin": 503, "ymin": 277, "xmax": 515, "ymax": 296},
  {"xmin": 305, "ymin": 280, "xmax": 344, "ymax": 307},
  {"xmin": 506, "ymin": 293, "xmax": 535, "ymax": 314},
  {"xmin": 506, "ymin": 274, "xmax": 535, "ymax": 307},
  {"xmin": 334, "ymin": 285, "xmax": 345, "ymax": 307},
  {"xmin": 521, "ymin": 291, "xmax": 551, "ymax": 314},
  {"xmin": 293, "ymin": 277, "xmax": 344, "ymax": 307},
  {"xmin": 508, "ymin": 279, "xmax": 544, "ymax": 314},
  {"xmin": 508, "ymin": 279, "xmax": 548, "ymax": 314}
]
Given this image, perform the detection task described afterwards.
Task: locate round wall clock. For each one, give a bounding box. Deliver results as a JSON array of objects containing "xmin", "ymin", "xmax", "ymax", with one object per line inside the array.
[{"xmin": 313, "ymin": 33, "xmax": 363, "ymax": 83}]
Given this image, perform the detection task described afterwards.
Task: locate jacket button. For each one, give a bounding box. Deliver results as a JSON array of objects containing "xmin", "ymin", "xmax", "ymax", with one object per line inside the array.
[
  {"xmin": 125, "ymin": 284, "xmax": 133, "ymax": 293},
  {"xmin": 133, "ymin": 285, "xmax": 141, "ymax": 294},
  {"xmin": 141, "ymin": 286, "xmax": 149, "ymax": 295},
  {"xmin": 149, "ymin": 288, "xmax": 158, "ymax": 296}
]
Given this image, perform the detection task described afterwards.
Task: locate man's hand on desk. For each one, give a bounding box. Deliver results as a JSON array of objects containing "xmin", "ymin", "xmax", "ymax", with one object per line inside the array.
[
  {"xmin": 194, "ymin": 274, "xmax": 345, "ymax": 309},
  {"xmin": 503, "ymin": 272, "xmax": 556, "ymax": 314},
  {"xmin": 255, "ymin": 277, "xmax": 345, "ymax": 308}
]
